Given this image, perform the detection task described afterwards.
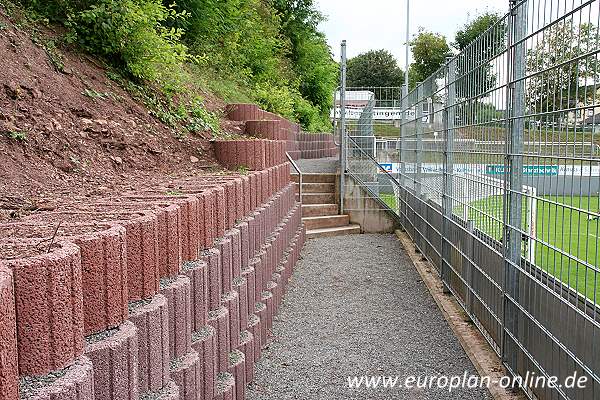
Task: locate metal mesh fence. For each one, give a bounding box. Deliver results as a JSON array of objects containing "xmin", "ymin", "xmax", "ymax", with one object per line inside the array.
[{"xmin": 338, "ymin": 1, "xmax": 600, "ymax": 398}]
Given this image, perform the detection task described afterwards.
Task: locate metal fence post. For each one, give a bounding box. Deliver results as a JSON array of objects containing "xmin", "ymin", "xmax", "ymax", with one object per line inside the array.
[
  {"xmin": 415, "ymin": 83, "xmax": 424, "ymax": 197},
  {"xmin": 442, "ymin": 58, "xmax": 456, "ymax": 292},
  {"xmin": 502, "ymin": 0, "xmax": 526, "ymax": 372},
  {"xmin": 339, "ymin": 40, "xmax": 347, "ymax": 214},
  {"xmin": 399, "ymin": 86, "xmax": 407, "ymax": 186}
]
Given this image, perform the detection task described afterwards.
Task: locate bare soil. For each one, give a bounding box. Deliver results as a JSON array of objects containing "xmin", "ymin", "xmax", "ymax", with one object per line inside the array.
[{"xmin": 0, "ymin": 8, "xmax": 237, "ymax": 222}]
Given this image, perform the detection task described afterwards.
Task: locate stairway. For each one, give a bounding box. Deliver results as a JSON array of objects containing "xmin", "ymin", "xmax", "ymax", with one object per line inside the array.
[{"xmin": 292, "ymin": 173, "xmax": 361, "ymax": 239}]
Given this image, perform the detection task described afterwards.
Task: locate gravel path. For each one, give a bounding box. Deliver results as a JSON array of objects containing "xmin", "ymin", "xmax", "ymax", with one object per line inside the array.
[{"xmin": 247, "ymin": 234, "xmax": 492, "ymax": 400}]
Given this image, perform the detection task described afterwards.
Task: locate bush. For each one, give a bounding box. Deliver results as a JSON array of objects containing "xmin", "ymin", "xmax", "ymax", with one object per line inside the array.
[{"xmin": 67, "ymin": 0, "xmax": 189, "ymax": 90}]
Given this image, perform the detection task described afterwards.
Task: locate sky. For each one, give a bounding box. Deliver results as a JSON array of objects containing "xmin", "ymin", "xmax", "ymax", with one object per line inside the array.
[{"xmin": 315, "ymin": 0, "xmax": 509, "ymax": 69}]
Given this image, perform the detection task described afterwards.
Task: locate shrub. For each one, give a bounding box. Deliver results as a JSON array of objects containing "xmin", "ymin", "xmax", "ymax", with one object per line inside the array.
[{"xmin": 67, "ymin": 0, "xmax": 189, "ymax": 90}]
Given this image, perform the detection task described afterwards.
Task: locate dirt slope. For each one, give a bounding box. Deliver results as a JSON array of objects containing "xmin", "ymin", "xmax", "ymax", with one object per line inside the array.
[{"xmin": 0, "ymin": 10, "xmax": 231, "ymax": 221}]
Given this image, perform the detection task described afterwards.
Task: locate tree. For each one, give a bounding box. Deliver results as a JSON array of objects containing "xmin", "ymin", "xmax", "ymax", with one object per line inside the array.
[
  {"xmin": 409, "ymin": 30, "xmax": 451, "ymax": 86},
  {"xmin": 453, "ymin": 12, "xmax": 505, "ymax": 102},
  {"xmin": 526, "ymin": 20, "xmax": 600, "ymax": 114},
  {"xmin": 454, "ymin": 12, "xmax": 502, "ymax": 51},
  {"xmin": 271, "ymin": 0, "xmax": 338, "ymax": 115},
  {"xmin": 346, "ymin": 50, "xmax": 404, "ymax": 88}
]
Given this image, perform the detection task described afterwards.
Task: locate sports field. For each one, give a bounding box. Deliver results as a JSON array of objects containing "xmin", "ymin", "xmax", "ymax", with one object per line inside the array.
[
  {"xmin": 380, "ymin": 190, "xmax": 599, "ymax": 302},
  {"xmin": 468, "ymin": 195, "xmax": 599, "ymax": 302}
]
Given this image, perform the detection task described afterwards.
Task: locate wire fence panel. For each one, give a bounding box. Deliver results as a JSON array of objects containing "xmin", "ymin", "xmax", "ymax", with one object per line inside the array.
[{"xmin": 337, "ymin": 1, "xmax": 599, "ymax": 398}]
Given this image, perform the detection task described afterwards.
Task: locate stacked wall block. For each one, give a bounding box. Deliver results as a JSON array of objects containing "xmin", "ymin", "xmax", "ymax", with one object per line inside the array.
[
  {"xmin": 226, "ymin": 103, "xmax": 338, "ymax": 160},
  {"xmin": 0, "ymin": 154, "xmax": 303, "ymax": 399}
]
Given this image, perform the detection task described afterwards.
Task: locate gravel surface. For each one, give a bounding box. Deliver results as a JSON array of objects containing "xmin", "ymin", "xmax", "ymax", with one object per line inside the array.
[
  {"xmin": 247, "ymin": 234, "xmax": 492, "ymax": 400},
  {"xmin": 296, "ymin": 157, "xmax": 339, "ymax": 174}
]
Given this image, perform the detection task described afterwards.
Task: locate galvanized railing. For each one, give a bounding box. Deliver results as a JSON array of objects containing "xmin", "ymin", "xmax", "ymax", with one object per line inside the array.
[{"xmin": 339, "ymin": 1, "xmax": 600, "ymax": 398}]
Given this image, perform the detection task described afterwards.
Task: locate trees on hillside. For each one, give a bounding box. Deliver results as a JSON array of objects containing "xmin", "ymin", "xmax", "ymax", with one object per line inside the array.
[{"xmin": 346, "ymin": 50, "xmax": 404, "ymax": 88}]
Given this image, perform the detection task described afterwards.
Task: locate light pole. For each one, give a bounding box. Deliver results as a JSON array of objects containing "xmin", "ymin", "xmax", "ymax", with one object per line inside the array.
[{"xmin": 405, "ymin": 0, "xmax": 410, "ymax": 94}]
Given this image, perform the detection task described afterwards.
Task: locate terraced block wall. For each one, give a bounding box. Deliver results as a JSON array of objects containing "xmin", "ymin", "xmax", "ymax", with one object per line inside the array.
[
  {"xmin": 225, "ymin": 103, "xmax": 338, "ymax": 161},
  {"xmin": 0, "ymin": 136, "xmax": 306, "ymax": 399}
]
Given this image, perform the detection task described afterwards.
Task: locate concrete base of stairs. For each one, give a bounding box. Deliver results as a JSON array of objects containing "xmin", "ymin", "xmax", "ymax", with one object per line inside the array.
[{"xmin": 306, "ymin": 225, "xmax": 361, "ymax": 239}]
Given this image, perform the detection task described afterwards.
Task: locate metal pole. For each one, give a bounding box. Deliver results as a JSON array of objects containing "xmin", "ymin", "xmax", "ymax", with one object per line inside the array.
[
  {"xmin": 340, "ymin": 40, "xmax": 348, "ymax": 215},
  {"xmin": 405, "ymin": 0, "xmax": 410, "ymax": 93},
  {"xmin": 442, "ymin": 58, "xmax": 456, "ymax": 293},
  {"xmin": 415, "ymin": 83, "xmax": 423, "ymax": 197},
  {"xmin": 502, "ymin": 0, "xmax": 526, "ymax": 372}
]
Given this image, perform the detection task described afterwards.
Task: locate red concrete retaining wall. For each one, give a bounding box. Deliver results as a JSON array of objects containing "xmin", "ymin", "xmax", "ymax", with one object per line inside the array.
[
  {"xmin": 129, "ymin": 294, "xmax": 170, "ymax": 394},
  {"xmin": 1, "ymin": 240, "xmax": 84, "ymax": 376},
  {"xmin": 160, "ymin": 276, "xmax": 193, "ymax": 359},
  {"xmin": 0, "ymin": 268, "xmax": 18, "ymax": 400},
  {"xmin": 1, "ymin": 158, "xmax": 305, "ymax": 398},
  {"xmin": 75, "ymin": 225, "xmax": 129, "ymax": 335},
  {"xmin": 214, "ymin": 140, "xmax": 286, "ymax": 171},
  {"xmin": 85, "ymin": 321, "xmax": 139, "ymax": 400},
  {"xmin": 24, "ymin": 357, "xmax": 95, "ymax": 400},
  {"xmin": 224, "ymin": 103, "xmax": 338, "ymax": 161}
]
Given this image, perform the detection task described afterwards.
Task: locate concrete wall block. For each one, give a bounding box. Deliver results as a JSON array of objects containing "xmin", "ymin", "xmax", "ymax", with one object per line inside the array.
[
  {"xmin": 191, "ymin": 326, "xmax": 216, "ymax": 400},
  {"xmin": 247, "ymin": 315, "xmax": 261, "ymax": 363},
  {"xmin": 125, "ymin": 213, "xmax": 160, "ymax": 302},
  {"xmin": 224, "ymin": 229, "xmax": 241, "ymax": 279},
  {"xmin": 249, "ymin": 257, "xmax": 263, "ymax": 304},
  {"xmin": 216, "ymin": 238, "xmax": 233, "ymax": 294},
  {"xmin": 241, "ymin": 267, "xmax": 255, "ymax": 326},
  {"xmin": 2, "ymin": 241, "xmax": 85, "ymax": 376},
  {"xmin": 228, "ymin": 350, "xmax": 246, "ymax": 400},
  {"xmin": 222, "ymin": 290, "xmax": 240, "ymax": 351},
  {"xmin": 200, "ymin": 191, "xmax": 215, "ymax": 250},
  {"xmin": 156, "ymin": 204, "xmax": 182, "ymax": 279},
  {"xmin": 179, "ymin": 197, "xmax": 201, "ymax": 263},
  {"xmin": 238, "ymin": 331, "xmax": 254, "ymax": 383},
  {"xmin": 225, "ymin": 104, "xmax": 261, "ymax": 121},
  {"xmin": 237, "ymin": 222, "xmax": 250, "ymax": 272},
  {"xmin": 232, "ymin": 276, "xmax": 248, "ymax": 339},
  {"xmin": 129, "ymin": 294, "xmax": 170, "ymax": 394},
  {"xmin": 207, "ymin": 307, "xmax": 230, "ymax": 373},
  {"xmin": 200, "ymin": 249, "xmax": 222, "ymax": 311},
  {"xmin": 170, "ymin": 350, "xmax": 202, "ymax": 400},
  {"xmin": 182, "ymin": 261, "xmax": 209, "ymax": 332},
  {"xmin": 22, "ymin": 356, "xmax": 95, "ymax": 400},
  {"xmin": 160, "ymin": 276, "xmax": 193, "ymax": 359},
  {"xmin": 0, "ymin": 268, "xmax": 18, "ymax": 400},
  {"xmin": 74, "ymin": 225, "xmax": 128, "ymax": 335},
  {"xmin": 85, "ymin": 321, "xmax": 139, "ymax": 400}
]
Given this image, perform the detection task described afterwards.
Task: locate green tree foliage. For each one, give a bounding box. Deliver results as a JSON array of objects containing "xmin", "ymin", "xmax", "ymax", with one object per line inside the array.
[
  {"xmin": 453, "ymin": 12, "xmax": 505, "ymax": 102},
  {"xmin": 346, "ymin": 50, "xmax": 404, "ymax": 88},
  {"xmin": 454, "ymin": 12, "xmax": 502, "ymax": 51},
  {"xmin": 409, "ymin": 30, "xmax": 451, "ymax": 87},
  {"xmin": 526, "ymin": 20, "xmax": 600, "ymax": 113},
  {"xmin": 17, "ymin": 0, "xmax": 337, "ymax": 131},
  {"xmin": 68, "ymin": 0, "xmax": 189, "ymax": 90}
]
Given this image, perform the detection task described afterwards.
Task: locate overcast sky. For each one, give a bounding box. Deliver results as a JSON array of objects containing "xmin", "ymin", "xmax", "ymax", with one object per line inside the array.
[{"xmin": 315, "ymin": 0, "xmax": 509, "ymax": 68}]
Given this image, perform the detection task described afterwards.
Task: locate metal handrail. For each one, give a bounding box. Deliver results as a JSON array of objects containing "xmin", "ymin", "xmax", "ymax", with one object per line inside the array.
[{"xmin": 286, "ymin": 152, "xmax": 303, "ymax": 204}]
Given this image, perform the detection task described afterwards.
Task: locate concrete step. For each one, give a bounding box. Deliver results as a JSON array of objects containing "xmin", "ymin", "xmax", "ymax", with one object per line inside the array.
[
  {"xmin": 301, "ymin": 183, "xmax": 335, "ymax": 194},
  {"xmin": 302, "ymin": 215, "xmax": 350, "ymax": 230},
  {"xmin": 292, "ymin": 173, "xmax": 336, "ymax": 184},
  {"xmin": 306, "ymin": 225, "xmax": 361, "ymax": 239},
  {"xmin": 302, "ymin": 204, "xmax": 339, "ymax": 217},
  {"xmin": 302, "ymin": 193, "xmax": 336, "ymax": 205}
]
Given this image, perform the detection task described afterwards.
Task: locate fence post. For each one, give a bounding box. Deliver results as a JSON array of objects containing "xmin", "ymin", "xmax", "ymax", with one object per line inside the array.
[
  {"xmin": 399, "ymin": 86, "xmax": 407, "ymax": 186},
  {"xmin": 339, "ymin": 40, "xmax": 347, "ymax": 214},
  {"xmin": 502, "ymin": 0, "xmax": 526, "ymax": 371},
  {"xmin": 415, "ymin": 83, "xmax": 424, "ymax": 197},
  {"xmin": 441, "ymin": 58, "xmax": 456, "ymax": 292}
]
